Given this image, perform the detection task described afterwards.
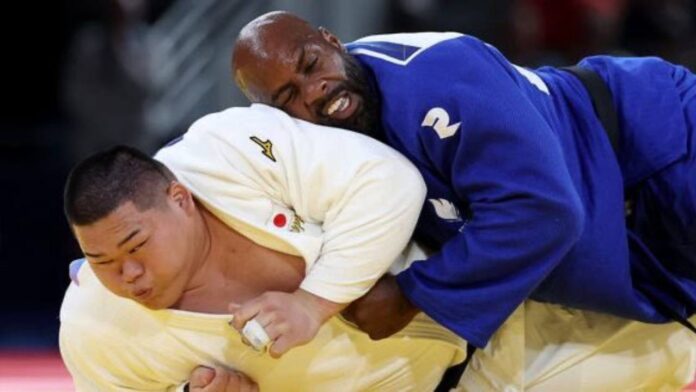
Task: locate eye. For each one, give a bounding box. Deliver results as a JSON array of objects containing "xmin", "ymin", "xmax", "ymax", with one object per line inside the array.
[
  {"xmin": 128, "ymin": 239, "xmax": 148, "ymax": 254},
  {"xmin": 280, "ymin": 89, "xmax": 296, "ymax": 108},
  {"xmin": 304, "ymin": 56, "xmax": 318, "ymax": 73}
]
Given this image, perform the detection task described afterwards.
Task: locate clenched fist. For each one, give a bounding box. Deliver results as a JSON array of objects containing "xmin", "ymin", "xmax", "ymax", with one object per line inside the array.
[
  {"xmin": 229, "ymin": 289, "xmax": 346, "ymax": 358},
  {"xmin": 342, "ymin": 275, "xmax": 420, "ymax": 339},
  {"xmin": 188, "ymin": 366, "xmax": 258, "ymax": 392}
]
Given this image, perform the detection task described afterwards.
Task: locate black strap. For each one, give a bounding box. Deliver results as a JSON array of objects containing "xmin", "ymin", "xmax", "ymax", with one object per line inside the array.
[
  {"xmin": 562, "ymin": 65, "xmax": 696, "ymax": 335},
  {"xmin": 434, "ymin": 344, "xmax": 477, "ymax": 391},
  {"xmin": 647, "ymin": 290, "xmax": 696, "ymax": 335},
  {"xmin": 561, "ymin": 66, "xmax": 620, "ymax": 152},
  {"xmin": 562, "ymin": 65, "xmax": 639, "ymax": 211}
]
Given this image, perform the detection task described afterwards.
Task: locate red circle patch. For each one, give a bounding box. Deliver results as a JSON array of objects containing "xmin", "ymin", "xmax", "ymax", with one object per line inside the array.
[{"xmin": 273, "ymin": 213, "xmax": 287, "ymax": 227}]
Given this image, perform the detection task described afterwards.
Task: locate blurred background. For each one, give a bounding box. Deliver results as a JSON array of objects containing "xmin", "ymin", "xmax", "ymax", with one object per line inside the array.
[{"xmin": 0, "ymin": 0, "xmax": 694, "ymax": 388}]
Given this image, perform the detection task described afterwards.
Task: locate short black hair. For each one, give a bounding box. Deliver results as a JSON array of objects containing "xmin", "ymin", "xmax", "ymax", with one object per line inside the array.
[{"xmin": 64, "ymin": 146, "xmax": 176, "ymax": 226}]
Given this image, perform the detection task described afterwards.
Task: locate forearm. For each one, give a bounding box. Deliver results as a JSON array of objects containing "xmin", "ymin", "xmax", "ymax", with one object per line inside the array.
[
  {"xmin": 294, "ymin": 288, "xmax": 348, "ymax": 323},
  {"xmin": 397, "ymin": 201, "xmax": 584, "ymax": 348}
]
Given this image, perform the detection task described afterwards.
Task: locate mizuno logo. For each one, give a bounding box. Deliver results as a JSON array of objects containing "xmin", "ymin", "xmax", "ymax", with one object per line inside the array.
[
  {"xmin": 428, "ymin": 198, "xmax": 462, "ymax": 221},
  {"xmin": 250, "ymin": 136, "xmax": 276, "ymax": 162}
]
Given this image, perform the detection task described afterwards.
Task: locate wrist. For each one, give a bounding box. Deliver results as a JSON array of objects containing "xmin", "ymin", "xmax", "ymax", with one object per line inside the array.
[
  {"xmin": 391, "ymin": 274, "xmax": 420, "ymax": 318},
  {"xmin": 294, "ymin": 289, "xmax": 347, "ymax": 323},
  {"xmin": 400, "ymin": 295, "xmax": 419, "ymax": 318}
]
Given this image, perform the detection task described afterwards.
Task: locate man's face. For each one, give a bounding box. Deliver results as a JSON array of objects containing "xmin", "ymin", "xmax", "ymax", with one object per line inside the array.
[
  {"xmin": 235, "ymin": 28, "xmax": 380, "ymax": 134},
  {"xmin": 73, "ymin": 197, "xmax": 195, "ymax": 310}
]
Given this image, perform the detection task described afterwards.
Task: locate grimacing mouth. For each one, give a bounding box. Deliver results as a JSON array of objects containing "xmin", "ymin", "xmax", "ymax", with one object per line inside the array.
[{"xmin": 316, "ymin": 86, "xmax": 361, "ymax": 123}]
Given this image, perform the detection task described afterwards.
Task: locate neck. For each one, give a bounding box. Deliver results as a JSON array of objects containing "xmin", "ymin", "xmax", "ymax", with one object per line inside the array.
[
  {"xmin": 173, "ymin": 204, "xmax": 305, "ymax": 313},
  {"xmin": 176, "ymin": 206, "xmax": 240, "ymax": 301}
]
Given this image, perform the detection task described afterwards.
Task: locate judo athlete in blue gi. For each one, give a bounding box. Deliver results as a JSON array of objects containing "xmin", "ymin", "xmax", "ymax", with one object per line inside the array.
[{"xmin": 232, "ymin": 11, "xmax": 696, "ymax": 349}]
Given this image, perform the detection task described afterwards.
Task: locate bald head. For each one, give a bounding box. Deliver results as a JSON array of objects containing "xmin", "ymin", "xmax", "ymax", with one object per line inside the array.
[
  {"xmin": 234, "ymin": 11, "xmax": 315, "ymax": 63},
  {"xmin": 231, "ymin": 11, "xmax": 380, "ymax": 135}
]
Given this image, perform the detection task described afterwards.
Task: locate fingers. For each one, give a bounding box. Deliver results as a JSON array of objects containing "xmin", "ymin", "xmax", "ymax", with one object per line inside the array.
[
  {"xmin": 240, "ymin": 317, "xmax": 287, "ymax": 353},
  {"xmin": 263, "ymin": 320, "xmax": 288, "ymax": 342},
  {"xmin": 228, "ymin": 293, "xmax": 282, "ymax": 347},
  {"xmin": 199, "ymin": 366, "xmax": 229, "ymax": 391},
  {"xmin": 199, "ymin": 367, "xmax": 258, "ymax": 392},
  {"xmin": 189, "ymin": 366, "xmax": 216, "ymax": 389},
  {"xmin": 228, "ymin": 292, "xmax": 320, "ymax": 357},
  {"xmin": 242, "ymin": 319, "xmax": 271, "ymax": 351},
  {"xmin": 269, "ymin": 334, "xmax": 292, "ymax": 358},
  {"xmin": 241, "ymin": 314, "xmax": 293, "ymax": 355},
  {"xmin": 229, "ymin": 299, "xmax": 263, "ymax": 331},
  {"xmin": 251, "ymin": 311, "xmax": 275, "ymax": 329},
  {"xmin": 267, "ymin": 317, "xmax": 308, "ymax": 358},
  {"xmin": 229, "ymin": 293, "xmax": 285, "ymax": 331}
]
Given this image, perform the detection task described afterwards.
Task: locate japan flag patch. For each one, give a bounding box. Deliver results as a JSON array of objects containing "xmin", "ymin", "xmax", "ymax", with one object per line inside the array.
[{"xmin": 267, "ymin": 204, "xmax": 306, "ymax": 233}]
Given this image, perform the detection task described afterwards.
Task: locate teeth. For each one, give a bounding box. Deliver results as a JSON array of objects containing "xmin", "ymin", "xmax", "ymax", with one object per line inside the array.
[
  {"xmin": 339, "ymin": 96, "xmax": 350, "ymax": 111},
  {"xmin": 327, "ymin": 96, "xmax": 349, "ymax": 116},
  {"xmin": 327, "ymin": 97, "xmax": 343, "ymax": 115}
]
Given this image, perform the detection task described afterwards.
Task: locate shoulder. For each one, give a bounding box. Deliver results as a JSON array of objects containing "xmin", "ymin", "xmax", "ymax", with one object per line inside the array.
[
  {"xmin": 348, "ymin": 33, "xmax": 513, "ymax": 108},
  {"xmin": 348, "ymin": 32, "xmax": 464, "ymax": 65},
  {"xmin": 157, "ymin": 104, "xmax": 409, "ymax": 169},
  {"xmin": 158, "ymin": 104, "xmax": 295, "ymax": 153},
  {"xmin": 153, "ymin": 105, "xmax": 297, "ymax": 181},
  {"xmin": 348, "ymin": 33, "xmax": 502, "ymax": 69}
]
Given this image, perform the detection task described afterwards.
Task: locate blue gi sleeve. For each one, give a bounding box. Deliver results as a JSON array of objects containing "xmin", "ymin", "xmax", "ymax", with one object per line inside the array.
[{"xmin": 395, "ymin": 38, "xmax": 586, "ymax": 347}]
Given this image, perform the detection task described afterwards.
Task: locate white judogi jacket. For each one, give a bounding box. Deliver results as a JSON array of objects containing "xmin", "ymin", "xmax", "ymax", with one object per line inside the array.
[
  {"xmin": 60, "ymin": 104, "xmax": 467, "ymax": 391},
  {"xmin": 155, "ymin": 103, "xmax": 427, "ymax": 304},
  {"xmin": 60, "ymin": 262, "xmax": 465, "ymax": 391}
]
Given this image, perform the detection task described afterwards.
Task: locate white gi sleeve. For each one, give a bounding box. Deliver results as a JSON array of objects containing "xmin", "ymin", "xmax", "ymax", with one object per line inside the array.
[{"xmin": 155, "ymin": 104, "xmax": 426, "ymax": 303}]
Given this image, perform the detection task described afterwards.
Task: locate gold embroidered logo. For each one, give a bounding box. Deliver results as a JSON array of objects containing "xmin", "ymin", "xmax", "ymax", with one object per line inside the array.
[
  {"xmin": 290, "ymin": 215, "xmax": 305, "ymax": 233},
  {"xmin": 250, "ymin": 136, "xmax": 276, "ymax": 162}
]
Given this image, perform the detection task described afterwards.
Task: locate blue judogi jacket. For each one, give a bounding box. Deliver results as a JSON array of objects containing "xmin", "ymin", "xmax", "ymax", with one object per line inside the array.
[{"xmin": 347, "ymin": 33, "xmax": 696, "ymax": 347}]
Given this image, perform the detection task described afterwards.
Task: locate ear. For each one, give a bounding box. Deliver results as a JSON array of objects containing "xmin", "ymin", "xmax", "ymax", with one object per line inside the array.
[
  {"xmin": 318, "ymin": 26, "xmax": 344, "ymax": 51},
  {"xmin": 168, "ymin": 181, "xmax": 195, "ymax": 215}
]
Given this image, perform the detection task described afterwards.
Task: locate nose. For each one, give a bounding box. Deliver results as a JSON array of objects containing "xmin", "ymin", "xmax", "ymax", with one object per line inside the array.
[
  {"xmin": 301, "ymin": 77, "xmax": 328, "ymax": 108},
  {"xmin": 121, "ymin": 259, "xmax": 144, "ymax": 284}
]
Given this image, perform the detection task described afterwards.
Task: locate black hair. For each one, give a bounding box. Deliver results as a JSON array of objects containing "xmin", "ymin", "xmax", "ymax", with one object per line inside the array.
[{"xmin": 64, "ymin": 145, "xmax": 175, "ymax": 226}]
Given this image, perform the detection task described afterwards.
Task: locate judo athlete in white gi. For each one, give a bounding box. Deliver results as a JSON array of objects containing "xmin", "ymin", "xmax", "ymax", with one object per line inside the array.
[{"xmin": 59, "ymin": 104, "xmax": 468, "ymax": 391}]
